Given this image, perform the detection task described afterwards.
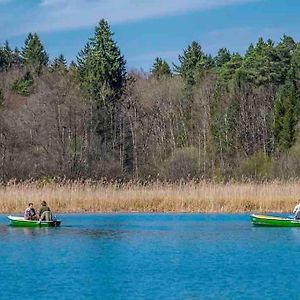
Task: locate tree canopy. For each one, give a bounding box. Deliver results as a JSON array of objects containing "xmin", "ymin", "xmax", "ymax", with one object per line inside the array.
[{"xmin": 0, "ymin": 24, "xmax": 300, "ymax": 182}]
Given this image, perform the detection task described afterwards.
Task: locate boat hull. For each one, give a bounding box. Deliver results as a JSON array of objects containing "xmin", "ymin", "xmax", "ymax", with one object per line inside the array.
[
  {"xmin": 8, "ymin": 216, "xmax": 61, "ymax": 227},
  {"xmin": 251, "ymin": 214, "xmax": 300, "ymax": 227}
]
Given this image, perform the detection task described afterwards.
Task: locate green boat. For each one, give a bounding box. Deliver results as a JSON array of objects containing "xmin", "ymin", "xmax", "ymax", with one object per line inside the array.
[
  {"xmin": 8, "ymin": 216, "xmax": 61, "ymax": 227},
  {"xmin": 250, "ymin": 214, "xmax": 300, "ymax": 227}
]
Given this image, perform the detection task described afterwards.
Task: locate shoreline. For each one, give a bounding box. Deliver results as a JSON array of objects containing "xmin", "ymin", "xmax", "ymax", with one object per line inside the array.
[{"xmin": 4, "ymin": 210, "xmax": 292, "ymax": 214}]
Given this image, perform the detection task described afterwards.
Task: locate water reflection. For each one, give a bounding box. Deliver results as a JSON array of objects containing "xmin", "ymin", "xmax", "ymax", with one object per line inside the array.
[
  {"xmin": 0, "ymin": 225, "xmax": 8, "ymax": 235},
  {"xmin": 8, "ymin": 226, "xmax": 50, "ymax": 237},
  {"xmin": 4, "ymin": 224, "xmax": 124, "ymax": 242},
  {"xmin": 60, "ymin": 227, "xmax": 124, "ymax": 241}
]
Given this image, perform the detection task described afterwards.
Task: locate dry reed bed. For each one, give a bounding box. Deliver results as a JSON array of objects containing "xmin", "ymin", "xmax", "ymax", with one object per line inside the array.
[{"xmin": 0, "ymin": 181, "xmax": 299, "ymax": 213}]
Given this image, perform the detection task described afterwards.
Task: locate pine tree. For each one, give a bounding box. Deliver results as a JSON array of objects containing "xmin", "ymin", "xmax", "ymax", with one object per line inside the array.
[
  {"xmin": 22, "ymin": 33, "xmax": 49, "ymax": 74},
  {"xmin": 50, "ymin": 54, "xmax": 67, "ymax": 73},
  {"xmin": 78, "ymin": 19, "xmax": 126, "ymax": 102},
  {"xmin": 218, "ymin": 53, "xmax": 243, "ymax": 81},
  {"xmin": 237, "ymin": 38, "xmax": 275, "ymax": 85},
  {"xmin": 77, "ymin": 19, "xmax": 126, "ymax": 146},
  {"xmin": 174, "ymin": 41, "xmax": 211, "ymax": 85},
  {"xmin": 274, "ymin": 81, "xmax": 299, "ymax": 151},
  {"xmin": 0, "ymin": 41, "xmax": 13, "ymax": 71},
  {"xmin": 215, "ymin": 48, "xmax": 231, "ymax": 67},
  {"xmin": 291, "ymin": 44, "xmax": 300, "ymax": 89},
  {"xmin": 12, "ymin": 71, "xmax": 34, "ymax": 96},
  {"xmin": 0, "ymin": 48, "xmax": 7, "ymax": 72},
  {"xmin": 274, "ymin": 35, "xmax": 296, "ymax": 84},
  {"xmin": 151, "ymin": 57, "xmax": 171, "ymax": 79}
]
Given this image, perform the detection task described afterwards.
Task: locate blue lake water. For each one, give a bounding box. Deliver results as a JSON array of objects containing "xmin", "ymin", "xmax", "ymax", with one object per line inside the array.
[{"xmin": 0, "ymin": 213, "xmax": 299, "ymax": 300}]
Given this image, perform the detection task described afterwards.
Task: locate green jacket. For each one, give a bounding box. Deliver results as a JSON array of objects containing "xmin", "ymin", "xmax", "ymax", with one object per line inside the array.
[{"xmin": 39, "ymin": 205, "xmax": 51, "ymax": 217}]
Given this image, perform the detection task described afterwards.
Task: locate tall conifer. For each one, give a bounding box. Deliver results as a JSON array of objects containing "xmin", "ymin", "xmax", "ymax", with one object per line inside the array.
[
  {"xmin": 151, "ymin": 57, "xmax": 171, "ymax": 79},
  {"xmin": 77, "ymin": 19, "xmax": 126, "ymax": 148},
  {"xmin": 274, "ymin": 81, "xmax": 299, "ymax": 151},
  {"xmin": 21, "ymin": 33, "xmax": 49, "ymax": 74},
  {"xmin": 174, "ymin": 41, "xmax": 208, "ymax": 85},
  {"xmin": 51, "ymin": 54, "xmax": 67, "ymax": 73}
]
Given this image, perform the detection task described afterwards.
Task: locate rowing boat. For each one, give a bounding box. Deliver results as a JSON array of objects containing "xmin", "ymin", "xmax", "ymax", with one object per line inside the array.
[
  {"xmin": 250, "ymin": 214, "xmax": 300, "ymax": 227},
  {"xmin": 7, "ymin": 216, "xmax": 61, "ymax": 227}
]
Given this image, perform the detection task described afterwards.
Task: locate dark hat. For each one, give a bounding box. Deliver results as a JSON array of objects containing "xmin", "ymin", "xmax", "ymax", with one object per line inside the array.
[{"xmin": 41, "ymin": 201, "xmax": 47, "ymax": 206}]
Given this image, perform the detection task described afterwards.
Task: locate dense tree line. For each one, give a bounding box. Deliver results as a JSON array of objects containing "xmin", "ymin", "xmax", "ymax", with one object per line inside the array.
[{"xmin": 0, "ymin": 19, "xmax": 300, "ymax": 182}]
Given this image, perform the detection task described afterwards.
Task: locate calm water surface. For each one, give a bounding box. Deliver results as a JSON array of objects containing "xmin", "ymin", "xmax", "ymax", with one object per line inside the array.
[{"xmin": 0, "ymin": 213, "xmax": 299, "ymax": 300}]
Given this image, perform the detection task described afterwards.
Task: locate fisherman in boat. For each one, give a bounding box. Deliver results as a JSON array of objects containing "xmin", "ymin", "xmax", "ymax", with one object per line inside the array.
[
  {"xmin": 293, "ymin": 201, "xmax": 300, "ymax": 219},
  {"xmin": 24, "ymin": 203, "xmax": 38, "ymax": 220},
  {"xmin": 38, "ymin": 201, "xmax": 52, "ymax": 221}
]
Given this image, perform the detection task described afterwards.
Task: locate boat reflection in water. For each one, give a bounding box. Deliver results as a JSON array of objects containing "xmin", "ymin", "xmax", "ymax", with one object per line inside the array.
[{"xmin": 8, "ymin": 226, "xmax": 50, "ymax": 237}]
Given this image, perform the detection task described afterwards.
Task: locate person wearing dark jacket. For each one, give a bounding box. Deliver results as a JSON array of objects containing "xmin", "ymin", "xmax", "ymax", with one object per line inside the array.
[{"xmin": 39, "ymin": 201, "xmax": 52, "ymax": 221}]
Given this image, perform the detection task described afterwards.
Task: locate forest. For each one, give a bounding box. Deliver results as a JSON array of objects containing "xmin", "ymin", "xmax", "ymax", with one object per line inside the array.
[{"xmin": 1, "ymin": 19, "xmax": 300, "ymax": 183}]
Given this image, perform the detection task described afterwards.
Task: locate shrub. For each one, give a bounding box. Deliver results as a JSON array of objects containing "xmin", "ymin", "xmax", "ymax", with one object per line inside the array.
[
  {"xmin": 161, "ymin": 147, "xmax": 199, "ymax": 181},
  {"xmin": 238, "ymin": 152, "xmax": 272, "ymax": 180},
  {"xmin": 272, "ymin": 141, "xmax": 300, "ymax": 179}
]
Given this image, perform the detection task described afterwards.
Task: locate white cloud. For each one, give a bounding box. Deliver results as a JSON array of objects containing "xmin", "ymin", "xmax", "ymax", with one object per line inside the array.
[{"xmin": 21, "ymin": 0, "xmax": 259, "ymax": 33}]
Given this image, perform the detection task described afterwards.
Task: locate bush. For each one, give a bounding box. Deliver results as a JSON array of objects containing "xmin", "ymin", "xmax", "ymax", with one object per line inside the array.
[
  {"xmin": 272, "ymin": 141, "xmax": 300, "ymax": 179},
  {"xmin": 161, "ymin": 147, "xmax": 199, "ymax": 181},
  {"xmin": 238, "ymin": 152, "xmax": 272, "ymax": 180}
]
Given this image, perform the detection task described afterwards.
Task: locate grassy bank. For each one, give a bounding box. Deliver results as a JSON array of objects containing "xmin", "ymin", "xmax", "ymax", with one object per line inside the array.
[{"xmin": 0, "ymin": 180, "xmax": 299, "ymax": 214}]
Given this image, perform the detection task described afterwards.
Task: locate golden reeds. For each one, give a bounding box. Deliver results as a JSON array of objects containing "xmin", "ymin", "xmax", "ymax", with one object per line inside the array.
[{"xmin": 0, "ymin": 180, "xmax": 299, "ymax": 213}]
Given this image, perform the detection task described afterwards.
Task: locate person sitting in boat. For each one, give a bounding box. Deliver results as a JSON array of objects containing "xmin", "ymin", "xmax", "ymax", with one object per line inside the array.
[
  {"xmin": 24, "ymin": 203, "xmax": 38, "ymax": 220},
  {"xmin": 38, "ymin": 201, "xmax": 52, "ymax": 221},
  {"xmin": 293, "ymin": 202, "xmax": 300, "ymax": 219}
]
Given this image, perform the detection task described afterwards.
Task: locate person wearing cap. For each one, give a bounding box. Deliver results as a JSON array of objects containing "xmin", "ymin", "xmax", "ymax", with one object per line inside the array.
[{"xmin": 38, "ymin": 201, "xmax": 52, "ymax": 221}]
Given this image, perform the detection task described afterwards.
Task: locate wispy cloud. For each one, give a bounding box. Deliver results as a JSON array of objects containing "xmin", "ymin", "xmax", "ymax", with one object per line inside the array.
[{"xmin": 5, "ymin": 0, "xmax": 259, "ymax": 35}]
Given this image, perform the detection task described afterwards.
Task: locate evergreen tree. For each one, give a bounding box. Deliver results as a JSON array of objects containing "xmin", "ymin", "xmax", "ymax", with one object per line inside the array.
[
  {"xmin": 290, "ymin": 44, "xmax": 300, "ymax": 89},
  {"xmin": 12, "ymin": 47, "xmax": 22, "ymax": 69},
  {"xmin": 50, "ymin": 54, "xmax": 67, "ymax": 72},
  {"xmin": 0, "ymin": 48, "xmax": 7, "ymax": 71},
  {"xmin": 151, "ymin": 57, "xmax": 171, "ymax": 79},
  {"xmin": 274, "ymin": 35, "xmax": 296, "ymax": 84},
  {"xmin": 21, "ymin": 33, "xmax": 49, "ymax": 74},
  {"xmin": 204, "ymin": 54, "xmax": 215, "ymax": 69},
  {"xmin": 77, "ymin": 19, "xmax": 126, "ymax": 146},
  {"xmin": 78, "ymin": 19, "xmax": 126, "ymax": 101},
  {"xmin": 274, "ymin": 81, "xmax": 299, "ymax": 151},
  {"xmin": 238, "ymin": 37, "xmax": 295, "ymax": 86},
  {"xmin": 215, "ymin": 48, "xmax": 231, "ymax": 67},
  {"xmin": 245, "ymin": 43, "xmax": 255, "ymax": 56},
  {"xmin": 174, "ymin": 41, "xmax": 211, "ymax": 85},
  {"xmin": 237, "ymin": 38, "xmax": 275, "ymax": 85},
  {"xmin": 12, "ymin": 71, "xmax": 34, "ymax": 96},
  {"xmin": 218, "ymin": 53, "xmax": 243, "ymax": 81},
  {"xmin": 0, "ymin": 41, "xmax": 13, "ymax": 71}
]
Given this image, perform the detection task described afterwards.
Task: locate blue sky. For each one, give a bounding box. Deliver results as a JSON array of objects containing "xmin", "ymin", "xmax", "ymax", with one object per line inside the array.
[{"xmin": 0, "ymin": 0, "xmax": 300, "ymax": 71}]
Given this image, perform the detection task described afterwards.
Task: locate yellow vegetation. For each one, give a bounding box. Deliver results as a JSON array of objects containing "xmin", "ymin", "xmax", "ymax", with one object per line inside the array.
[{"xmin": 0, "ymin": 180, "xmax": 299, "ymax": 214}]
